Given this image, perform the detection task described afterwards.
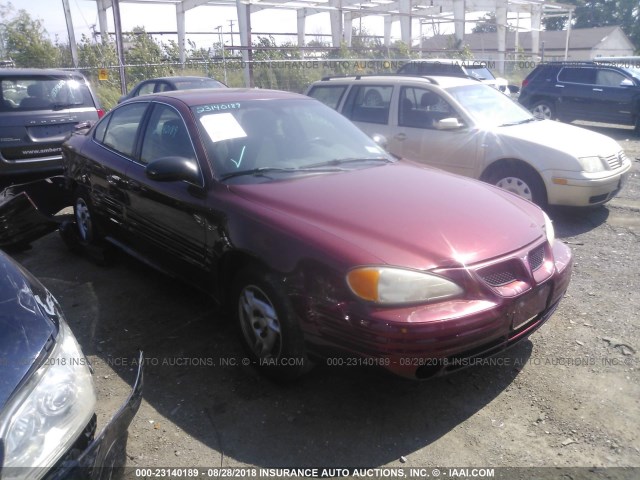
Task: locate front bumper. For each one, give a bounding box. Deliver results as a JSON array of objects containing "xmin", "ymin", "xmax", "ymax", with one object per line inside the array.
[
  {"xmin": 304, "ymin": 240, "xmax": 572, "ymax": 380},
  {"xmin": 47, "ymin": 353, "xmax": 144, "ymax": 480},
  {"xmin": 543, "ymin": 162, "xmax": 632, "ymax": 207}
]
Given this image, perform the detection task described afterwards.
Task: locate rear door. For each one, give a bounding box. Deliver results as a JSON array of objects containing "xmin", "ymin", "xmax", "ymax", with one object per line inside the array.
[
  {"xmin": 79, "ymin": 101, "xmax": 150, "ymax": 238},
  {"xmin": 339, "ymin": 84, "xmax": 396, "ymax": 146},
  {"xmin": 591, "ymin": 68, "xmax": 636, "ymax": 124}
]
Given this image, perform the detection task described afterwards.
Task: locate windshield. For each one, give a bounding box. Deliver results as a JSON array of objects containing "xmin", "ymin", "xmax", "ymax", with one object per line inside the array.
[
  {"xmin": 464, "ymin": 66, "xmax": 496, "ymax": 81},
  {"xmin": 622, "ymin": 67, "xmax": 640, "ymax": 81},
  {"xmin": 446, "ymin": 83, "xmax": 533, "ymax": 127},
  {"xmin": 192, "ymin": 98, "xmax": 392, "ymax": 180}
]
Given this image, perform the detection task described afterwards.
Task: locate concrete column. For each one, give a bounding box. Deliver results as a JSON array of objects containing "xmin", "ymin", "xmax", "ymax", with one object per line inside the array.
[
  {"xmin": 531, "ymin": 5, "xmax": 542, "ymax": 56},
  {"xmin": 236, "ymin": 1, "xmax": 252, "ymax": 87},
  {"xmin": 384, "ymin": 16, "xmax": 393, "ymax": 47},
  {"xmin": 344, "ymin": 12, "xmax": 353, "ymax": 47},
  {"xmin": 453, "ymin": 0, "xmax": 465, "ymax": 44},
  {"xmin": 297, "ymin": 9, "xmax": 306, "ymax": 55},
  {"xmin": 97, "ymin": 0, "xmax": 109, "ymax": 41},
  {"xmin": 176, "ymin": 3, "xmax": 186, "ymax": 65},
  {"xmin": 398, "ymin": 0, "xmax": 411, "ymax": 45},
  {"xmin": 329, "ymin": 0, "xmax": 343, "ymax": 47},
  {"xmin": 496, "ymin": 0, "xmax": 507, "ymax": 74},
  {"xmin": 62, "ymin": 0, "xmax": 78, "ymax": 67}
]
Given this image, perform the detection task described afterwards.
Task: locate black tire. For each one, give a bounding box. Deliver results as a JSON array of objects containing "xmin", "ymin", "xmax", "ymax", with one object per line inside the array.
[
  {"xmin": 531, "ymin": 100, "xmax": 555, "ymax": 120},
  {"xmin": 233, "ymin": 267, "xmax": 310, "ymax": 382},
  {"xmin": 73, "ymin": 189, "xmax": 101, "ymax": 247},
  {"xmin": 486, "ymin": 165, "xmax": 548, "ymax": 209}
]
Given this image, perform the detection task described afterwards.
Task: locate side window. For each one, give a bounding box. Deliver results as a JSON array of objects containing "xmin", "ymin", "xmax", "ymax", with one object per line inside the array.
[
  {"xmin": 558, "ymin": 67, "xmax": 596, "ymax": 84},
  {"xmin": 343, "ymin": 85, "xmax": 393, "ymax": 125},
  {"xmin": 307, "ymin": 85, "xmax": 347, "ymax": 110},
  {"xmin": 596, "ymin": 69, "xmax": 628, "ymax": 87},
  {"xmin": 136, "ymin": 82, "xmax": 156, "ymax": 97},
  {"xmin": 99, "ymin": 103, "xmax": 148, "ymax": 157},
  {"xmin": 398, "ymin": 87, "xmax": 457, "ymax": 129},
  {"xmin": 140, "ymin": 104, "xmax": 196, "ymax": 165},
  {"xmin": 155, "ymin": 82, "xmax": 173, "ymax": 93},
  {"xmin": 93, "ymin": 116, "xmax": 109, "ymax": 143}
]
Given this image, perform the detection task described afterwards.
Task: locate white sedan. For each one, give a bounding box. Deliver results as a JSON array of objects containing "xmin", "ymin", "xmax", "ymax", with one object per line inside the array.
[{"xmin": 306, "ymin": 75, "xmax": 632, "ymax": 208}]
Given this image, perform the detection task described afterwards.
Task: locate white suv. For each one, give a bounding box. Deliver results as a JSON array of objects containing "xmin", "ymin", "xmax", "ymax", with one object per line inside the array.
[{"xmin": 306, "ymin": 75, "xmax": 632, "ymax": 208}]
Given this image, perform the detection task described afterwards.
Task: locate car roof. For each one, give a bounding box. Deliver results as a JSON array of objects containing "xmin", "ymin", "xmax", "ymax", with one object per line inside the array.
[
  {"xmin": 149, "ymin": 87, "xmax": 310, "ymax": 104},
  {"xmin": 145, "ymin": 76, "xmax": 221, "ymax": 82},
  {"xmin": 0, "ymin": 68, "xmax": 86, "ymax": 77},
  {"xmin": 313, "ymin": 75, "xmax": 481, "ymax": 88}
]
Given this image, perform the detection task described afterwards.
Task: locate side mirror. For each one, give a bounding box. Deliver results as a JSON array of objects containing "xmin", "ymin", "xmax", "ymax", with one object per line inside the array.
[
  {"xmin": 620, "ymin": 78, "xmax": 634, "ymax": 87},
  {"xmin": 435, "ymin": 118, "xmax": 464, "ymax": 130},
  {"xmin": 371, "ymin": 133, "xmax": 389, "ymax": 151},
  {"xmin": 146, "ymin": 156, "xmax": 200, "ymax": 183}
]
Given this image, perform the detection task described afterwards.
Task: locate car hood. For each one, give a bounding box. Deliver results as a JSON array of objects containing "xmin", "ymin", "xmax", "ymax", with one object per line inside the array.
[
  {"xmin": 0, "ymin": 252, "xmax": 58, "ymax": 411},
  {"xmin": 230, "ymin": 162, "xmax": 545, "ymax": 269},
  {"xmin": 497, "ymin": 120, "xmax": 621, "ymax": 158}
]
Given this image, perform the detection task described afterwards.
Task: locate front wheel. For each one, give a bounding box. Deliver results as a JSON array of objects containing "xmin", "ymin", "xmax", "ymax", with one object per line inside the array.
[
  {"xmin": 233, "ymin": 267, "xmax": 311, "ymax": 382},
  {"xmin": 486, "ymin": 166, "xmax": 548, "ymax": 208},
  {"xmin": 531, "ymin": 100, "xmax": 555, "ymax": 120}
]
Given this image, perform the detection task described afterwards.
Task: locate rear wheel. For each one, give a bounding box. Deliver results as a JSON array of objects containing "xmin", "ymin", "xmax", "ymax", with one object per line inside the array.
[
  {"xmin": 486, "ymin": 165, "xmax": 548, "ymax": 208},
  {"xmin": 531, "ymin": 100, "xmax": 555, "ymax": 120},
  {"xmin": 233, "ymin": 267, "xmax": 310, "ymax": 382},
  {"xmin": 74, "ymin": 191, "xmax": 99, "ymax": 246}
]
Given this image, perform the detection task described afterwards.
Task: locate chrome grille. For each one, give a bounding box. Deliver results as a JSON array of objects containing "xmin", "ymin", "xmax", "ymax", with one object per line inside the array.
[
  {"xmin": 603, "ymin": 151, "xmax": 623, "ymax": 170},
  {"xmin": 528, "ymin": 245, "xmax": 545, "ymax": 271},
  {"xmin": 480, "ymin": 270, "xmax": 517, "ymax": 287}
]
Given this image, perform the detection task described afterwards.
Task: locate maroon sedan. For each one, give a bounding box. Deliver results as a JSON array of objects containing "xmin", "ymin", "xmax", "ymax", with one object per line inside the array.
[{"xmin": 61, "ymin": 88, "xmax": 572, "ymax": 381}]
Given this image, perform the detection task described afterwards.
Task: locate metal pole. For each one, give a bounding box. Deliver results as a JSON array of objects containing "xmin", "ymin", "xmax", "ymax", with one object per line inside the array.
[
  {"xmin": 61, "ymin": 0, "xmax": 78, "ymax": 68},
  {"xmin": 112, "ymin": 0, "xmax": 127, "ymax": 95},
  {"xmin": 564, "ymin": 10, "xmax": 573, "ymax": 61}
]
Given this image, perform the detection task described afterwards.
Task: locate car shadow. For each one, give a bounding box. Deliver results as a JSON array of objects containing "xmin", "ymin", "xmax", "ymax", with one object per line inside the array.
[
  {"xmin": 10, "ymin": 232, "xmax": 534, "ymax": 469},
  {"xmin": 546, "ymin": 205, "xmax": 609, "ymax": 238},
  {"xmin": 570, "ymin": 121, "xmax": 638, "ymax": 142}
]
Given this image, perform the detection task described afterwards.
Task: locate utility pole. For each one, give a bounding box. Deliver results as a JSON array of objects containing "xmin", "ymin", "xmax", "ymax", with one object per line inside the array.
[{"xmin": 228, "ymin": 20, "xmax": 235, "ymax": 50}]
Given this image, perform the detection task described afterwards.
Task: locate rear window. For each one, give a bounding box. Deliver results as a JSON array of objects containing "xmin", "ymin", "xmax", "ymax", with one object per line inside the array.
[{"xmin": 0, "ymin": 75, "xmax": 95, "ymax": 112}]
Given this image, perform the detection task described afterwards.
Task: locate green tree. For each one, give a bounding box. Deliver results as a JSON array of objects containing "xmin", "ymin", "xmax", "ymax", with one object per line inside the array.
[
  {"xmin": 0, "ymin": 4, "xmax": 60, "ymax": 67},
  {"xmin": 542, "ymin": 0, "xmax": 639, "ymax": 53}
]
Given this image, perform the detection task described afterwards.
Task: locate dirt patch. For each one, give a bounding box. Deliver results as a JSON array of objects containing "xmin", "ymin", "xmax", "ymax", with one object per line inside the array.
[{"xmin": 9, "ymin": 123, "xmax": 640, "ymax": 479}]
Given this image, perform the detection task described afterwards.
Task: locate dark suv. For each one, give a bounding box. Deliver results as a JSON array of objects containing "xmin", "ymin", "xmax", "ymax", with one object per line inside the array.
[
  {"xmin": 0, "ymin": 68, "xmax": 104, "ymax": 182},
  {"xmin": 518, "ymin": 61, "xmax": 640, "ymax": 134}
]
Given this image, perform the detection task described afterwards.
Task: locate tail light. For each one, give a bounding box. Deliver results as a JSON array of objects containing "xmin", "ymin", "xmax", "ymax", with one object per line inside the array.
[
  {"xmin": 522, "ymin": 79, "xmax": 529, "ymax": 88},
  {"xmin": 97, "ymin": 108, "xmax": 105, "ymax": 118}
]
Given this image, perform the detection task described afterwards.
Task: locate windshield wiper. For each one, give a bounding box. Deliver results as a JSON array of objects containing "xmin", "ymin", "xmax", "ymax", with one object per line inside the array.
[
  {"xmin": 220, "ymin": 167, "xmax": 298, "ymax": 181},
  {"xmin": 305, "ymin": 157, "xmax": 394, "ymax": 168}
]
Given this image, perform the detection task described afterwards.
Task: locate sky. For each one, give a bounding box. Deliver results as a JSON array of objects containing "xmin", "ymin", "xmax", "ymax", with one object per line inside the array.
[{"xmin": 16, "ymin": 0, "xmax": 411, "ymax": 50}]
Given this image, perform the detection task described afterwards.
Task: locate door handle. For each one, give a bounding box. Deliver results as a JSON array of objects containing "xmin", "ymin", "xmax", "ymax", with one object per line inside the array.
[
  {"xmin": 394, "ymin": 133, "xmax": 407, "ymax": 141},
  {"xmin": 592, "ymin": 88, "xmax": 603, "ymax": 92},
  {"xmin": 554, "ymin": 84, "xmax": 564, "ymax": 88}
]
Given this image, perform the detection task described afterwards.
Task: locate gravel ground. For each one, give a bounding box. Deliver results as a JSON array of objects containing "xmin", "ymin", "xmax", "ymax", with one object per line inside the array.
[{"xmin": 8, "ymin": 122, "xmax": 640, "ymax": 480}]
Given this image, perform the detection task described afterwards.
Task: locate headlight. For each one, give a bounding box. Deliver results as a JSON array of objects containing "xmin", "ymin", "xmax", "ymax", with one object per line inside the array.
[
  {"xmin": 346, "ymin": 266, "xmax": 463, "ymax": 304},
  {"xmin": 577, "ymin": 156, "xmax": 605, "ymax": 173},
  {"xmin": 0, "ymin": 318, "xmax": 96, "ymax": 479},
  {"xmin": 542, "ymin": 211, "xmax": 555, "ymax": 246}
]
